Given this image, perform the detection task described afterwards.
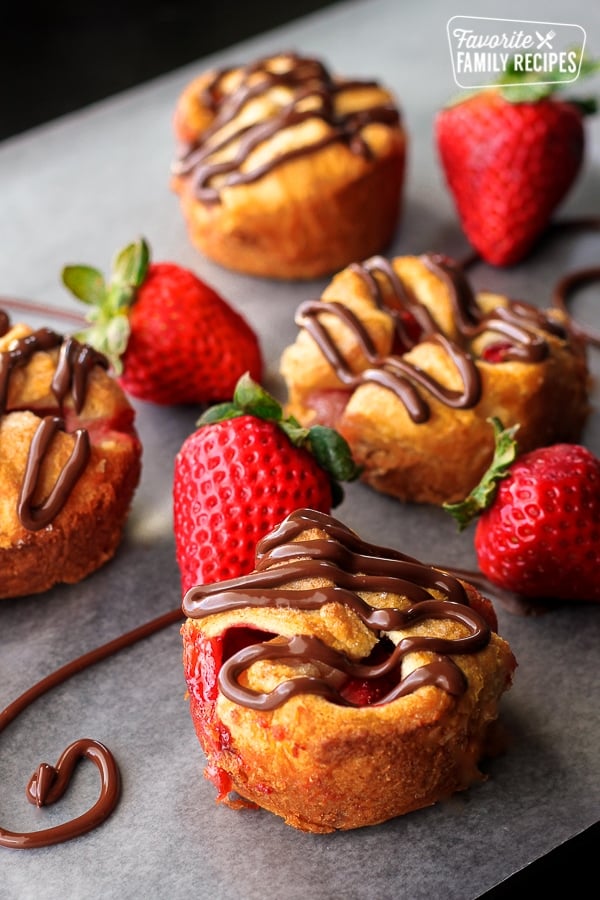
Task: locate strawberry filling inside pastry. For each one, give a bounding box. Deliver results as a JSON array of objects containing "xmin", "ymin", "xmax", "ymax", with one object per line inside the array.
[
  {"xmin": 301, "ymin": 388, "xmax": 353, "ymax": 428},
  {"xmin": 0, "ymin": 312, "xmax": 142, "ymax": 599},
  {"xmin": 280, "ymin": 252, "xmax": 589, "ymax": 505},
  {"xmin": 181, "ymin": 508, "xmax": 515, "ymax": 832}
]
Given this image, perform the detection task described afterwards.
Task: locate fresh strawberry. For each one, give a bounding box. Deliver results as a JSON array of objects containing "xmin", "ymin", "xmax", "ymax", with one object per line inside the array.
[
  {"xmin": 61, "ymin": 238, "xmax": 262, "ymax": 405},
  {"xmin": 173, "ymin": 373, "xmax": 359, "ymax": 594},
  {"xmin": 445, "ymin": 418, "xmax": 600, "ymax": 602},
  {"xmin": 436, "ymin": 56, "xmax": 599, "ymax": 266}
]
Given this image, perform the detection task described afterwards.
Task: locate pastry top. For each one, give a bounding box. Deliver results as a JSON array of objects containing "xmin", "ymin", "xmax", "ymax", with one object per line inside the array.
[
  {"xmin": 0, "ymin": 313, "xmax": 138, "ymax": 546},
  {"xmin": 283, "ymin": 252, "xmax": 584, "ymax": 420},
  {"xmin": 171, "ymin": 51, "xmax": 402, "ymax": 205},
  {"xmin": 1, "ymin": 317, "xmax": 117, "ymax": 420},
  {"xmin": 183, "ymin": 507, "xmax": 510, "ymax": 712},
  {"xmin": 280, "ymin": 254, "xmax": 590, "ymax": 503}
]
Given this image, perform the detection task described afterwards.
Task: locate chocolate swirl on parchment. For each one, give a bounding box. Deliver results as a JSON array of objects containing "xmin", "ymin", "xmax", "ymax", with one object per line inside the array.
[
  {"xmin": 0, "ymin": 607, "xmax": 183, "ymax": 849},
  {"xmin": 0, "ymin": 312, "xmax": 108, "ymax": 530},
  {"xmin": 183, "ymin": 508, "xmax": 492, "ymax": 711},
  {"xmin": 172, "ymin": 52, "xmax": 400, "ymax": 203},
  {"xmin": 295, "ymin": 252, "xmax": 574, "ymax": 424}
]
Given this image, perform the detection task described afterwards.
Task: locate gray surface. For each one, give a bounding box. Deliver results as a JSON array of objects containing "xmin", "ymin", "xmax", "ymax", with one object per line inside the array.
[{"xmin": 1, "ymin": 0, "xmax": 599, "ymax": 897}]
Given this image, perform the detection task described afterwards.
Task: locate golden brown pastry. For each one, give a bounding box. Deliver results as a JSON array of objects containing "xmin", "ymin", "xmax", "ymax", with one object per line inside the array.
[
  {"xmin": 0, "ymin": 311, "xmax": 142, "ymax": 599},
  {"xmin": 181, "ymin": 508, "xmax": 516, "ymax": 833},
  {"xmin": 280, "ymin": 253, "xmax": 590, "ymax": 504},
  {"xmin": 170, "ymin": 52, "xmax": 406, "ymax": 279}
]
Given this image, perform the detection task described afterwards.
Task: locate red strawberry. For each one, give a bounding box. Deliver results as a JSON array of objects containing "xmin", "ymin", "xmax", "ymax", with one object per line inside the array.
[
  {"xmin": 436, "ymin": 58, "xmax": 598, "ymax": 267},
  {"xmin": 61, "ymin": 238, "xmax": 262, "ymax": 405},
  {"xmin": 445, "ymin": 419, "xmax": 600, "ymax": 602},
  {"xmin": 173, "ymin": 374, "xmax": 360, "ymax": 594}
]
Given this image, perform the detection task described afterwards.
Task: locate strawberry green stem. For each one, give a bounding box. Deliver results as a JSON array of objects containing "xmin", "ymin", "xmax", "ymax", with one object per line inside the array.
[
  {"xmin": 61, "ymin": 237, "xmax": 151, "ymax": 374},
  {"xmin": 497, "ymin": 51, "xmax": 600, "ymax": 105},
  {"xmin": 197, "ymin": 373, "xmax": 361, "ymax": 504},
  {"xmin": 443, "ymin": 418, "xmax": 519, "ymax": 531},
  {"xmin": 446, "ymin": 50, "xmax": 599, "ymax": 109}
]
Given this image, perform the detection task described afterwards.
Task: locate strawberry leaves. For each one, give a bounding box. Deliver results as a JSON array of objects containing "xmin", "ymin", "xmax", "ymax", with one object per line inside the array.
[
  {"xmin": 62, "ymin": 265, "xmax": 106, "ymax": 306},
  {"xmin": 198, "ymin": 373, "xmax": 360, "ymax": 505},
  {"xmin": 497, "ymin": 51, "xmax": 600, "ymax": 105},
  {"xmin": 443, "ymin": 418, "xmax": 520, "ymax": 530},
  {"xmin": 62, "ymin": 237, "xmax": 151, "ymax": 374},
  {"xmin": 444, "ymin": 51, "xmax": 599, "ymax": 112}
]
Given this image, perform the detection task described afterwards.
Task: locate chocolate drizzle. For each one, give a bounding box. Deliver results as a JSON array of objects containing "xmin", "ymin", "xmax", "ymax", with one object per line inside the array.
[
  {"xmin": 552, "ymin": 266, "xmax": 600, "ymax": 348},
  {"xmin": 0, "ymin": 740, "xmax": 121, "ymax": 850},
  {"xmin": 295, "ymin": 252, "xmax": 573, "ymax": 423},
  {"xmin": 0, "ymin": 311, "xmax": 108, "ymax": 530},
  {"xmin": 183, "ymin": 508, "xmax": 492, "ymax": 711},
  {"xmin": 0, "ymin": 606, "xmax": 183, "ymax": 849},
  {"xmin": 53, "ymin": 335, "xmax": 108, "ymax": 413},
  {"xmin": 172, "ymin": 53, "xmax": 400, "ymax": 203},
  {"xmin": 17, "ymin": 416, "xmax": 91, "ymax": 531}
]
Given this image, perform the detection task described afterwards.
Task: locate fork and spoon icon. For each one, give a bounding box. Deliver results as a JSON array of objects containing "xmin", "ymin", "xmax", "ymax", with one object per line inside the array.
[{"xmin": 535, "ymin": 29, "xmax": 556, "ymax": 49}]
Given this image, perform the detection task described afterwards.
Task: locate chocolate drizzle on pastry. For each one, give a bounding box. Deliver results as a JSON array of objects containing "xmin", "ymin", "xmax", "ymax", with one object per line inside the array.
[
  {"xmin": 17, "ymin": 416, "xmax": 91, "ymax": 531},
  {"xmin": 0, "ymin": 312, "xmax": 109, "ymax": 530},
  {"xmin": 172, "ymin": 53, "xmax": 400, "ymax": 203},
  {"xmin": 295, "ymin": 253, "xmax": 573, "ymax": 424},
  {"xmin": 183, "ymin": 508, "xmax": 492, "ymax": 711}
]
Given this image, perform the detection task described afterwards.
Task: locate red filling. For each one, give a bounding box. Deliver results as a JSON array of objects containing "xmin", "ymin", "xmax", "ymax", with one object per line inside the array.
[
  {"xmin": 184, "ymin": 626, "xmax": 401, "ymax": 719},
  {"xmin": 303, "ymin": 309, "xmax": 424, "ymax": 429},
  {"xmin": 339, "ymin": 638, "xmax": 400, "ymax": 706},
  {"xmin": 7, "ymin": 403, "xmax": 139, "ymax": 446},
  {"xmin": 183, "ymin": 626, "xmax": 275, "ymax": 801},
  {"xmin": 389, "ymin": 309, "xmax": 423, "ymax": 354},
  {"xmin": 182, "ymin": 628, "xmax": 408, "ymax": 800},
  {"xmin": 304, "ymin": 388, "xmax": 352, "ymax": 428},
  {"xmin": 481, "ymin": 341, "xmax": 513, "ymax": 363}
]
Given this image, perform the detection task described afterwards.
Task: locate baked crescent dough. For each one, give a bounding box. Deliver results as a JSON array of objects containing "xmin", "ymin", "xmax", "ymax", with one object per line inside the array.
[
  {"xmin": 280, "ymin": 253, "xmax": 590, "ymax": 504},
  {"xmin": 0, "ymin": 313, "xmax": 142, "ymax": 599},
  {"xmin": 181, "ymin": 508, "xmax": 516, "ymax": 833},
  {"xmin": 170, "ymin": 52, "xmax": 406, "ymax": 279}
]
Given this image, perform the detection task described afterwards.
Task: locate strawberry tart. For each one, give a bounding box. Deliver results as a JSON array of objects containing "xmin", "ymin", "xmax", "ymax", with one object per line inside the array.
[
  {"xmin": 280, "ymin": 252, "xmax": 590, "ymax": 504},
  {"xmin": 0, "ymin": 311, "xmax": 142, "ymax": 599},
  {"xmin": 181, "ymin": 508, "xmax": 516, "ymax": 833},
  {"xmin": 170, "ymin": 51, "xmax": 406, "ymax": 279}
]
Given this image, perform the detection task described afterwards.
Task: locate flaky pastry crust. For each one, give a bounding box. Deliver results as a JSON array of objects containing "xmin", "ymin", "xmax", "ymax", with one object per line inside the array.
[
  {"xmin": 0, "ymin": 319, "xmax": 142, "ymax": 598},
  {"xmin": 181, "ymin": 509, "xmax": 516, "ymax": 833},
  {"xmin": 170, "ymin": 53, "xmax": 406, "ymax": 279},
  {"xmin": 280, "ymin": 254, "xmax": 590, "ymax": 504}
]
